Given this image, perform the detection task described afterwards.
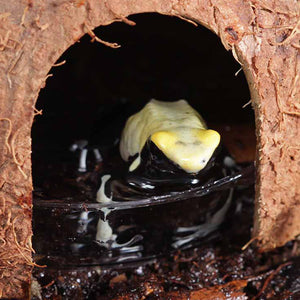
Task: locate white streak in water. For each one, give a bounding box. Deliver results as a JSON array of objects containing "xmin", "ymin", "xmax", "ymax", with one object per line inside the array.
[
  {"xmin": 95, "ymin": 175, "xmax": 116, "ymax": 246},
  {"xmin": 172, "ymin": 189, "xmax": 233, "ymax": 248},
  {"xmin": 96, "ymin": 219, "xmax": 114, "ymax": 242},
  {"xmin": 96, "ymin": 175, "xmax": 112, "ymax": 203}
]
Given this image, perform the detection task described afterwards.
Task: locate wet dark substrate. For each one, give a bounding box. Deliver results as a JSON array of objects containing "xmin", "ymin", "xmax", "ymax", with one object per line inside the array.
[
  {"xmin": 32, "ymin": 247, "xmax": 300, "ymax": 300},
  {"xmin": 32, "ymin": 162, "xmax": 300, "ymax": 299},
  {"xmin": 32, "ymin": 215, "xmax": 300, "ymax": 299},
  {"xmin": 32, "ymin": 122, "xmax": 297, "ymax": 299}
]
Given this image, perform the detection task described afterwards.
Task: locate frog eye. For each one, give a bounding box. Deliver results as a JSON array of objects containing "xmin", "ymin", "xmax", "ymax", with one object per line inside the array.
[{"xmin": 151, "ymin": 128, "xmax": 220, "ymax": 173}]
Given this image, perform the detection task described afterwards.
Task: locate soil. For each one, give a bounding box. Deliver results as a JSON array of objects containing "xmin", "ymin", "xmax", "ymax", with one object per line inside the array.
[
  {"xmin": 31, "ymin": 123, "xmax": 299, "ymax": 299},
  {"xmin": 32, "ymin": 183, "xmax": 300, "ymax": 299}
]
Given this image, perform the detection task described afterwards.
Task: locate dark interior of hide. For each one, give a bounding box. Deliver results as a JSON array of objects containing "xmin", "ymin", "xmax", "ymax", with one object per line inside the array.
[
  {"xmin": 32, "ymin": 13, "xmax": 254, "ymax": 198},
  {"xmin": 31, "ymin": 14, "xmax": 300, "ymax": 300}
]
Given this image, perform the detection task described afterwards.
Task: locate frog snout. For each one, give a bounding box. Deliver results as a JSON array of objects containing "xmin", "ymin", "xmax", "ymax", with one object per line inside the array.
[{"xmin": 151, "ymin": 128, "xmax": 220, "ymax": 173}]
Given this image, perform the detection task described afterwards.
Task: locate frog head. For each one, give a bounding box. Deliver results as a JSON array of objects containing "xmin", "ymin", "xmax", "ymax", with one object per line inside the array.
[{"xmin": 150, "ymin": 127, "xmax": 220, "ymax": 174}]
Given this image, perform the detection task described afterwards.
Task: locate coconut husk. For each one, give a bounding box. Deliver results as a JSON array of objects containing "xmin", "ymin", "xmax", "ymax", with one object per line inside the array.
[{"xmin": 0, "ymin": 0, "xmax": 298, "ymax": 297}]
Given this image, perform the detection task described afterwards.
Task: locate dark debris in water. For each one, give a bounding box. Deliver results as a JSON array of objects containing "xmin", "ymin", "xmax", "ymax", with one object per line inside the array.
[{"xmin": 32, "ymin": 191, "xmax": 300, "ymax": 299}]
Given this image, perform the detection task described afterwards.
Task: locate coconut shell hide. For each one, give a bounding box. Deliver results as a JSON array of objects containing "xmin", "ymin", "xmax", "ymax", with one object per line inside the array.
[{"xmin": 0, "ymin": 0, "xmax": 299, "ymax": 298}]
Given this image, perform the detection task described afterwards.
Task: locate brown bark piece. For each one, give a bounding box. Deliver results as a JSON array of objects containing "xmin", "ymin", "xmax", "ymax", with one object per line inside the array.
[
  {"xmin": 0, "ymin": 0, "xmax": 299, "ymax": 298},
  {"xmin": 112, "ymin": 280, "xmax": 248, "ymax": 300},
  {"xmin": 168, "ymin": 280, "xmax": 248, "ymax": 300}
]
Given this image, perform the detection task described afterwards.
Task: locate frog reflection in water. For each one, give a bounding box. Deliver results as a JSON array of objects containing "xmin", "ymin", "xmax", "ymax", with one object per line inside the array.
[{"xmin": 94, "ymin": 99, "xmax": 235, "ymax": 250}]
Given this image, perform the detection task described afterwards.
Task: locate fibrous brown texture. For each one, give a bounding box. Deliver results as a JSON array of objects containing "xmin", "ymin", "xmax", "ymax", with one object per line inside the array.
[
  {"xmin": 113, "ymin": 280, "xmax": 248, "ymax": 300},
  {"xmin": 0, "ymin": 0, "xmax": 299, "ymax": 298}
]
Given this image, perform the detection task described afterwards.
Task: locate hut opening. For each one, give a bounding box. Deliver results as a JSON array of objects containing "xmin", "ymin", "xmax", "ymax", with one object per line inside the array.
[
  {"xmin": 31, "ymin": 13, "xmax": 255, "ymax": 264},
  {"xmin": 32, "ymin": 13, "xmax": 254, "ymax": 191}
]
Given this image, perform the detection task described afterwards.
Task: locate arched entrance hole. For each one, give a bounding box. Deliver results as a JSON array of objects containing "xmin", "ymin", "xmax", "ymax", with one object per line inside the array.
[
  {"xmin": 32, "ymin": 13, "xmax": 254, "ymax": 199},
  {"xmin": 31, "ymin": 13, "xmax": 255, "ymax": 270}
]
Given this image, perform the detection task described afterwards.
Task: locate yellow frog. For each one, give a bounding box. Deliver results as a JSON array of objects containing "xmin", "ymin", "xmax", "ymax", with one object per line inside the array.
[{"xmin": 120, "ymin": 99, "xmax": 220, "ymax": 173}]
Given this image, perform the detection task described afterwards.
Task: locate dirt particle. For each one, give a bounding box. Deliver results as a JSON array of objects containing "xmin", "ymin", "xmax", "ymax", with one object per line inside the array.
[{"xmin": 225, "ymin": 27, "xmax": 239, "ymax": 41}]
